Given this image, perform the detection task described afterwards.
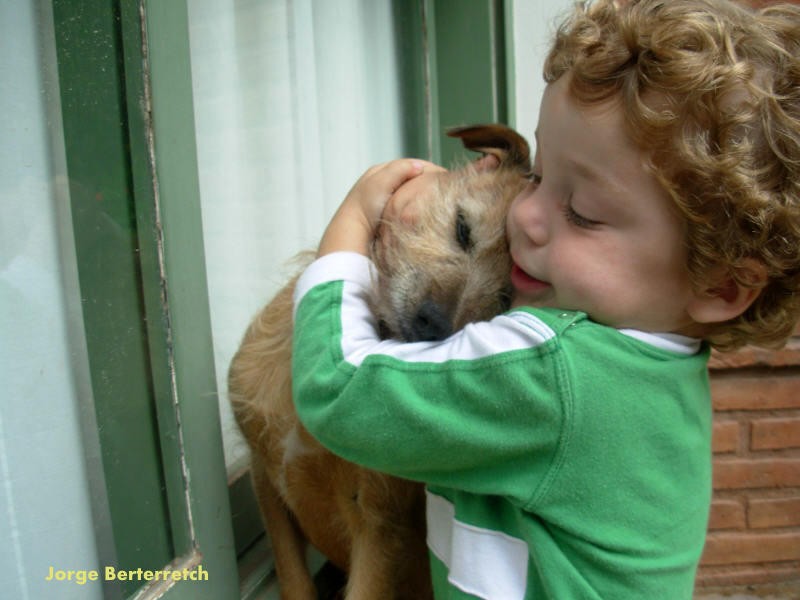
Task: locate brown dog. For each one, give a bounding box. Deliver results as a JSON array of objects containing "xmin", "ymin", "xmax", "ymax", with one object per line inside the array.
[{"xmin": 228, "ymin": 125, "xmax": 531, "ymax": 599}]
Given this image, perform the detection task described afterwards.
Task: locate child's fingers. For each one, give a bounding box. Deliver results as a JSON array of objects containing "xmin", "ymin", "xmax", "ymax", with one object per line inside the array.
[
  {"xmin": 368, "ymin": 159, "xmax": 429, "ymax": 194},
  {"xmin": 385, "ymin": 161, "xmax": 447, "ymax": 222},
  {"xmin": 346, "ymin": 160, "xmax": 416, "ymax": 208},
  {"xmin": 318, "ymin": 158, "xmax": 444, "ymax": 256},
  {"xmin": 350, "ymin": 159, "xmax": 443, "ymax": 223},
  {"xmin": 383, "ymin": 167, "xmax": 445, "ymax": 226}
]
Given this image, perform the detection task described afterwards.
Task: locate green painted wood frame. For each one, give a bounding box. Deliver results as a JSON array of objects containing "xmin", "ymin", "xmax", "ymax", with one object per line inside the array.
[
  {"xmin": 52, "ymin": 0, "xmax": 237, "ymax": 598},
  {"xmin": 51, "ymin": 0, "xmax": 513, "ymax": 598},
  {"xmin": 394, "ymin": 0, "xmax": 514, "ymax": 167}
]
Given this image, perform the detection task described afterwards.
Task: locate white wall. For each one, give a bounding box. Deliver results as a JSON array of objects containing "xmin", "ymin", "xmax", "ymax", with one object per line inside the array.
[
  {"xmin": 0, "ymin": 1, "xmax": 106, "ymax": 598},
  {"xmin": 511, "ymin": 0, "xmax": 574, "ymax": 142}
]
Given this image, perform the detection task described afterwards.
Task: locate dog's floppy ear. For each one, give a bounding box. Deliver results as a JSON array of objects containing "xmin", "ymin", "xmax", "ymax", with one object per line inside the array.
[{"xmin": 447, "ymin": 124, "xmax": 531, "ymax": 172}]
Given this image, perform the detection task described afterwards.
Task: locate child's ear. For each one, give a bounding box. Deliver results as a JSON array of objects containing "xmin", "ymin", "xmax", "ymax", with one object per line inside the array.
[{"xmin": 687, "ymin": 260, "xmax": 767, "ymax": 324}]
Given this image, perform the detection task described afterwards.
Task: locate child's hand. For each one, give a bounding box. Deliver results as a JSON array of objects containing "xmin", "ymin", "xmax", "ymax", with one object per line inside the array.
[{"xmin": 318, "ymin": 159, "xmax": 442, "ymax": 256}]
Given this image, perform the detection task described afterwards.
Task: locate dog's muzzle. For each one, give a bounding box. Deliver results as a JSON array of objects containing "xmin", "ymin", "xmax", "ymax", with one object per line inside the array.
[{"xmin": 402, "ymin": 299, "xmax": 453, "ymax": 342}]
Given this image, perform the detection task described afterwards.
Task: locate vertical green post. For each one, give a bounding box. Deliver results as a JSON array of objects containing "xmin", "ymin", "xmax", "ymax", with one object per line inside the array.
[
  {"xmin": 52, "ymin": 0, "xmax": 239, "ymax": 597},
  {"xmin": 392, "ymin": 0, "xmax": 511, "ymax": 167},
  {"xmin": 52, "ymin": 1, "xmax": 173, "ymax": 595}
]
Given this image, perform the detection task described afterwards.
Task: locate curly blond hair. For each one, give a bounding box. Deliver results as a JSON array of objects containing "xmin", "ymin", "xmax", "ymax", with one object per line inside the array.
[{"xmin": 544, "ymin": 0, "xmax": 800, "ymax": 350}]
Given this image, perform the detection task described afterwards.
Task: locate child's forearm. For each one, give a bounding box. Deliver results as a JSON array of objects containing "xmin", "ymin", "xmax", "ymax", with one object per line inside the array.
[{"xmin": 317, "ymin": 201, "xmax": 374, "ymax": 256}]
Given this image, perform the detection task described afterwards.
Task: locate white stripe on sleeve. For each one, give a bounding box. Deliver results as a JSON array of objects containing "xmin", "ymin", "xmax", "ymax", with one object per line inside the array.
[{"xmin": 426, "ymin": 491, "xmax": 529, "ymax": 600}]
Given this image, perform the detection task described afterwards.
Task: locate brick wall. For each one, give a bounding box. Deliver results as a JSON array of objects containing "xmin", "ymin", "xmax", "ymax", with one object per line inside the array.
[
  {"xmin": 695, "ymin": 330, "xmax": 800, "ymax": 594},
  {"xmin": 694, "ymin": 1, "xmax": 800, "ymax": 594}
]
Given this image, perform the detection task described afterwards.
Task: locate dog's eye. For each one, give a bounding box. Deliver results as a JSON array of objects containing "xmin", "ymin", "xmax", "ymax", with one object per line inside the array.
[{"xmin": 455, "ymin": 210, "xmax": 473, "ymax": 252}]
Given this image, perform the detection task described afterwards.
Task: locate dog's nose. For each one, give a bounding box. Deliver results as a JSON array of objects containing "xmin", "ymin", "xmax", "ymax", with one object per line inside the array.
[{"xmin": 408, "ymin": 300, "xmax": 453, "ymax": 342}]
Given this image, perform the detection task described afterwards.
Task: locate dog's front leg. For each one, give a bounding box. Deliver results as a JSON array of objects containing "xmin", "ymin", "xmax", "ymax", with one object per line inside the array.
[
  {"xmin": 343, "ymin": 473, "xmax": 432, "ymax": 600},
  {"xmin": 251, "ymin": 456, "xmax": 316, "ymax": 600}
]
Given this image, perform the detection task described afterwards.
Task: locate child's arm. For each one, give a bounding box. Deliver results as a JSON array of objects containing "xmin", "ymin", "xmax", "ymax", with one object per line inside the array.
[
  {"xmin": 317, "ymin": 159, "xmax": 441, "ymax": 257},
  {"xmin": 292, "ymin": 158, "xmax": 564, "ymax": 494}
]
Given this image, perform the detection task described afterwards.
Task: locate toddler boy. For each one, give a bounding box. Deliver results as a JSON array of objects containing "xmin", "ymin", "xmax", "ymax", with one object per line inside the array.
[{"xmin": 292, "ymin": 0, "xmax": 800, "ymax": 597}]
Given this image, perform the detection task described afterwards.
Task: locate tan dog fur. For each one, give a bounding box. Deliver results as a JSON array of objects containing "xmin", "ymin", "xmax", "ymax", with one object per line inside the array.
[{"xmin": 228, "ymin": 125, "xmax": 531, "ymax": 599}]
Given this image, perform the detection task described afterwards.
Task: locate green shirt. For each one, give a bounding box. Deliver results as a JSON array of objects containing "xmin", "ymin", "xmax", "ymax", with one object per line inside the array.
[{"xmin": 292, "ymin": 252, "xmax": 712, "ymax": 599}]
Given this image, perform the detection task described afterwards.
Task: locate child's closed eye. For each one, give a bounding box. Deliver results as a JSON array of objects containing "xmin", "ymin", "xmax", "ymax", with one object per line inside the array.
[
  {"xmin": 563, "ymin": 201, "xmax": 603, "ymax": 229},
  {"xmin": 525, "ymin": 170, "xmax": 603, "ymax": 229}
]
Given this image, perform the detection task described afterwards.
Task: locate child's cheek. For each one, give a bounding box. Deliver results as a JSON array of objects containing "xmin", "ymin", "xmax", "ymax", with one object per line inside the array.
[{"xmin": 506, "ymin": 199, "xmax": 521, "ymax": 237}]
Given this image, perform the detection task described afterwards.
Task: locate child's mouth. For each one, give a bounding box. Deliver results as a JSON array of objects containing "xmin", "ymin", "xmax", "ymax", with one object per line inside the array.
[{"xmin": 510, "ymin": 263, "xmax": 551, "ymax": 294}]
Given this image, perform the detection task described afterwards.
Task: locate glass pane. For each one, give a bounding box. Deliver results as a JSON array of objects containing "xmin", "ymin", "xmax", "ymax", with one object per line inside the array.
[
  {"xmin": 1, "ymin": 1, "xmax": 112, "ymax": 599},
  {"xmin": 187, "ymin": 0, "xmax": 405, "ymax": 473}
]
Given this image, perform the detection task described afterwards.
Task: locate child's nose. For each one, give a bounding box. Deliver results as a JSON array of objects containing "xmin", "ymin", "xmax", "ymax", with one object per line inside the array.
[{"xmin": 512, "ymin": 189, "xmax": 549, "ymax": 246}]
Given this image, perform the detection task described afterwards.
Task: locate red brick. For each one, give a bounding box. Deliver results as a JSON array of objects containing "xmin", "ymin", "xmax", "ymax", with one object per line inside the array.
[
  {"xmin": 709, "ymin": 337, "xmax": 800, "ymax": 369},
  {"xmin": 700, "ymin": 531, "xmax": 800, "ymax": 565},
  {"xmin": 711, "ymin": 376, "xmax": 800, "ymax": 411},
  {"xmin": 712, "ymin": 421, "xmax": 740, "ymax": 454},
  {"xmin": 708, "ymin": 498, "xmax": 746, "ymax": 530},
  {"xmin": 695, "ymin": 563, "xmax": 800, "ymax": 588},
  {"xmin": 751, "ymin": 417, "xmax": 800, "ymax": 451},
  {"xmin": 708, "ymin": 338, "xmax": 800, "ymax": 371},
  {"xmin": 713, "ymin": 458, "xmax": 800, "ymax": 489},
  {"xmin": 748, "ymin": 497, "xmax": 800, "ymax": 528}
]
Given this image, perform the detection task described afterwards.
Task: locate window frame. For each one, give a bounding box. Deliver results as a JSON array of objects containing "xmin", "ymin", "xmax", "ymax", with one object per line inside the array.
[
  {"xmin": 51, "ymin": 0, "xmax": 514, "ymax": 598},
  {"xmin": 53, "ymin": 0, "xmax": 238, "ymax": 598}
]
